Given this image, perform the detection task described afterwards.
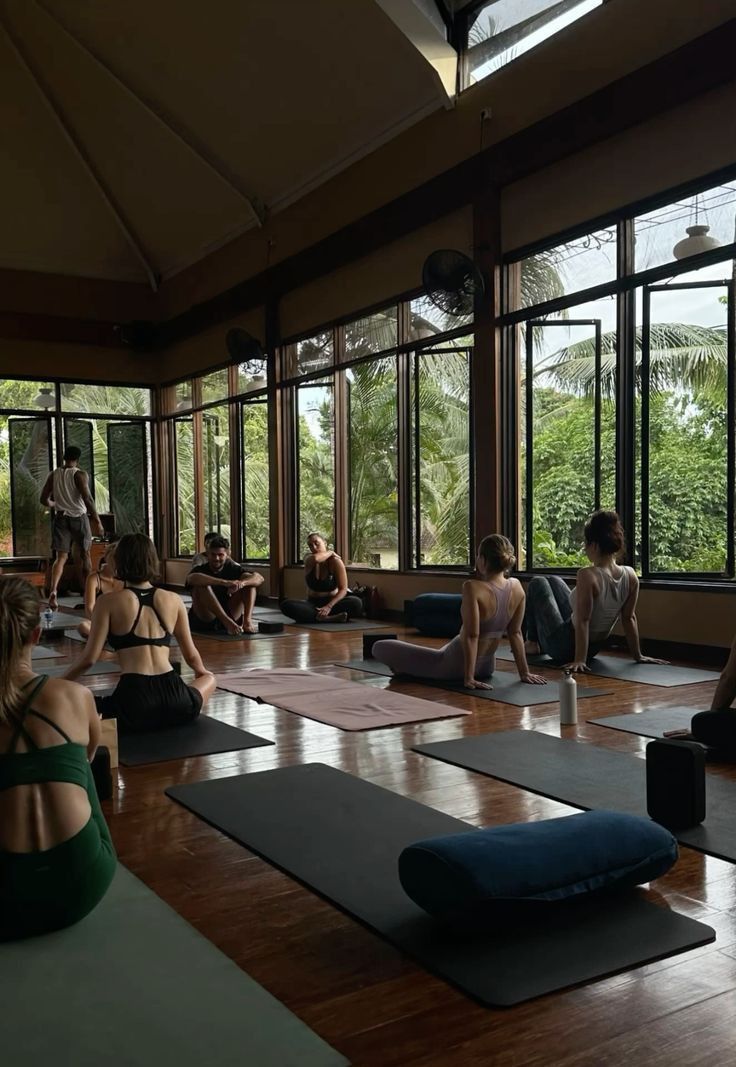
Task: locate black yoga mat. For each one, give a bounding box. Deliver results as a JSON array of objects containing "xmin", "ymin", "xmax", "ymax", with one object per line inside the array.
[
  {"xmin": 591, "ymin": 707, "xmax": 697, "ymax": 739},
  {"xmin": 254, "ymin": 607, "xmax": 294, "ymax": 625},
  {"xmin": 0, "ymin": 865, "xmax": 346, "ymax": 1067},
  {"xmin": 495, "ymin": 648, "xmax": 719, "ymax": 687},
  {"xmin": 119, "ymin": 715, "xmax": 273, "ymax": 766},
  {"xmin": 334, "ymin": 659, "xmax": 611, "ymax": 707},
  {"xmin": 166, "ymin": 762, "xmax": 712, "ymax": 1007},
  {"xmin": 292, "ymin": 619, "xmax": 388, "ymax": 632},
  {"xmin": 195, "ymin": 628, "xmax": 290, "ymax": 642},
  {"xmin": 414, "ymin": 729, "xmax": 736, "ymax": 863}
]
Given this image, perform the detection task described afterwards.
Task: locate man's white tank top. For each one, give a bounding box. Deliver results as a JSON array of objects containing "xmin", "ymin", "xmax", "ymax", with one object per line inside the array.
[
  {"xmin": 571, "ymin": 565, "xmax": 631, "ymax": 641},
  {"xmin": 52, "ymin": 466, "xmax": 87, "ymax": 517}
]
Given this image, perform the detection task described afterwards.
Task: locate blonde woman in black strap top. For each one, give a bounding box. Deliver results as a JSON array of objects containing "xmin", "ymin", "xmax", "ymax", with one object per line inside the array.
[{"xmin": 64, "ymin": 534, "xmax": 216, "ymax": 733}]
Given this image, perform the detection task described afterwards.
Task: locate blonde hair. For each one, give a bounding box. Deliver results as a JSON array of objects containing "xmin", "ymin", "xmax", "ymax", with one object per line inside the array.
[
  {"xmin": 0, "ymin": 577, "xmax": 40, "ymax": 723},
  {"xmin": 477, "ymin": 534, "xmax": 516, "ymax": 575}
]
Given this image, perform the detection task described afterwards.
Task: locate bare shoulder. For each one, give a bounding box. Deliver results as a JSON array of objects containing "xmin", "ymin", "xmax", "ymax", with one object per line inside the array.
[
  {"xmin": 40, "ymin": 676, "xmax": 94, "ymax": 715},
  {"xmin": 576, "ymin": 565, "xmax": 597, "ymax": 586},
  {"xmin": 462, "ymin": 578, "xmax": 484, "ymax": 593}
]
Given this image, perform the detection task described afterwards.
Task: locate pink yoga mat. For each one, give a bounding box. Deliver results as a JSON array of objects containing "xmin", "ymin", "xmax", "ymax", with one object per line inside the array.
[{"xmin": 216, "ymin": 668, "xmax": 470, "ymax": 731}]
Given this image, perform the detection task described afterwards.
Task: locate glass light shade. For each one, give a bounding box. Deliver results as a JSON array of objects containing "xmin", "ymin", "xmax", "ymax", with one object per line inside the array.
[
  {"xmin": 672, "ymin": 224, "xmax": 722, "ymax": 260},
  {"xmin": 34, "ymin": 387, "xmax": 55, "ymax": 408}
]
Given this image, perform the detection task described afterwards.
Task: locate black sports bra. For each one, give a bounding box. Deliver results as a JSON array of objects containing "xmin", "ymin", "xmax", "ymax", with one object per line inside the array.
[{"xmin": 106, "ymin": 587, "xmax": 173, "ymax": 651}]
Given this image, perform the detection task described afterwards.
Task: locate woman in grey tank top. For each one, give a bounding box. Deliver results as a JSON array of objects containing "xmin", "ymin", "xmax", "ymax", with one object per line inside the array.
[{"xmin": 524, "ymin": 510, "xmax": 667, "ymax": 672}]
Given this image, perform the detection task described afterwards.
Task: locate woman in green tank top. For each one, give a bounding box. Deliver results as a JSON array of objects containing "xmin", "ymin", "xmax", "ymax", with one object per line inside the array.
[{"xmin": 0, "ymin": 577, "xmax": 116, "ymax": 940}]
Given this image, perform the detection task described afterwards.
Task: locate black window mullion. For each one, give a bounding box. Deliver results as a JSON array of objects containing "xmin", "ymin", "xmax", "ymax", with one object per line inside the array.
[
  {"xmin": 525, "ymin": 324, "xmax": 535, "ymax": 571},
  {"xmin": 727, "ymin": 278, "xmax": 736, "ymax": 578},
  {"xmin": 594, "ymin": 319, "xmax": 602, "ymax": 511},
  {"xmin": 640, "ymin": 286, "xmax": 652, "ymax": 579},
  {"xmin": 413, "ymin": 353, "xmax": 422, "ymax": 568},
  {"xmin": 616, "ymin": 217, "xmax": 636, "ymax": 568}
]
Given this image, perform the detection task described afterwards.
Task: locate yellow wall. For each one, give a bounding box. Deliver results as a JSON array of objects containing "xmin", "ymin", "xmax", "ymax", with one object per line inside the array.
[
  {"xmin": 502, "ymin": 83, "xmax": 736, "ymax": 251},
  {"xmin": 280, "ymin": 209, "xmax": 472, "ymax": 338},
  {"xmin": 159, "ymin": 307, "xmax": 265, "ymax": 382},
  {"xmin": 0, "ymin": 338, "xmax": 159, "ymax": 385},
  {"xmin": 160, "ymin": 0, "xmax": 736, "ymax": 317}
]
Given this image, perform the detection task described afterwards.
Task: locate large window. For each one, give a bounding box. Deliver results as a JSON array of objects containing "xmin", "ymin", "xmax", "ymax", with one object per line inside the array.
[
  {"xmin": 202, "ymin": 404, "xmax": 231, "ymax": 538},
  {"xmin": 506, "ymin": 171, "xmax": 736, "ymax": 580},
  {"xmin": 295, "ymin": 379, "xmax": 335, "ymax": 552},
  {"xmin": 347, "ymin": 357, "xmax": 398, "ymax": 569},
  {"xmin": 463, "ymin": 0, "xmax": 602, "ymax": 85},
  {"xmin": 174, "ymin": 418, "xmax": 195, "ymax": 556},
  {"xmin": 411, "ymin": 348, "xmax": 471, "ymax": 567},
  {"xmin": 242, "ymin": 398, "xmax": 270, "ymax": 560}
]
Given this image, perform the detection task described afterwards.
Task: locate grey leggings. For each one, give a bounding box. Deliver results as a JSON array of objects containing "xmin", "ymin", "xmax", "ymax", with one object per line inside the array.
[
  {"xmin": 524, "ymin": 576, "xmax": 603, "ymax": 663},
  {"xmin": 280, "ymin": 595, "xmax": 364, "ymax": 623},
  {"xmin": 372, "ymin": 634, "xmax": 495, "ymax": 681}
]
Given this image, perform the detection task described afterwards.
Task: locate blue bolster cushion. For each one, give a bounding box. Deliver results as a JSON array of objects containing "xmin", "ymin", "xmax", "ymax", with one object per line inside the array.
[
  {"xmin": 398, "ymin": 810, "xmax": 678, "ymax": 919},
  {"xmin": 412, "ymin": 593, "xmax": 463, "ymax": 637}
]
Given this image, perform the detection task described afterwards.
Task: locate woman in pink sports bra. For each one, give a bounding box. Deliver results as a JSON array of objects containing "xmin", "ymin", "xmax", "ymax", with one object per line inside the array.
[{"xmin": 372, "ymin": 535, "xmax": 547, "ymax": 689}]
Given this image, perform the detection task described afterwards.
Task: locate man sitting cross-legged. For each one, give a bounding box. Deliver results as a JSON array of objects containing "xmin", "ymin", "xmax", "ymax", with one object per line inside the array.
[{"xmin": 186, "ymin": 535, "xmax": 264, "ymax": 635}]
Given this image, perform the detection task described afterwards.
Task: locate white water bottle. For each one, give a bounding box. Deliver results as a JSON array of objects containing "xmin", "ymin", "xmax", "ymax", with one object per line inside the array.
[{"xmin": 559, "ymin": 669, "xmax": 578, "ymax": 725}]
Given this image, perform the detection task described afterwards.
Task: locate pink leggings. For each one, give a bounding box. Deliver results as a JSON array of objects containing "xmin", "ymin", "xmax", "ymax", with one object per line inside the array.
[{"xmin": 372, "ymin": 634, "xmax": 495, "ymax": 681}]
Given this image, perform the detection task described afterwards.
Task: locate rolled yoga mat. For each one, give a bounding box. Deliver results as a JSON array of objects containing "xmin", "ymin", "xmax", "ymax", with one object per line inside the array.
[
  {"xmin": 0, "ymin": 864, "xmax": 347, "ymax": 1067},
  {"xmin": 119, "ymin": 715, "xmax": 274, "ymax": 766},
  {"xmin": 333, "ymin": 659, "xmax": 612, "ymax": 708},
  {"xmin": 413, "ymin": 729, "xmax": 736, "ymax": 864},
  {"xmin": 216, "ymin": 668, "xmax": 470, "ymax": 730},
  {"xmin": 494, "ymin": 648, "xmax": 719, "ymax": 687},
  {"xmin": 590, "ymin": 707, "xmax": 698, "ymax": 740},
  {"xmin": 166, "ymin": 762, "xmax": 713, "ymax": 1008}
]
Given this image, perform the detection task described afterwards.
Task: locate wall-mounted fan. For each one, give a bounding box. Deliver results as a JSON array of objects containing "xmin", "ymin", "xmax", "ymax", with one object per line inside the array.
[
  {"xmin": 225, "ymin": 327, "xmax": 264, "ymax": 362},
  {"xmin": 422, "ymin": 249, "xmax": 485, "ymax": 317}
]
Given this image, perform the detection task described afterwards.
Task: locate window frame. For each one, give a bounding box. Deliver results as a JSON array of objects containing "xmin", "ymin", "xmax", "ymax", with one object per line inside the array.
[{"xmin": 502, "ymin": 165, "xmax": 736, "ymax": 584}]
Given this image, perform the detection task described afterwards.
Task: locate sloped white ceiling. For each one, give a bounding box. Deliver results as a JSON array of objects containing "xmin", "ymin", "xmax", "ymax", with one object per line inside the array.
[{"xmin": 0, "ymin": 0, "xmax": 451, "ymax": 284}]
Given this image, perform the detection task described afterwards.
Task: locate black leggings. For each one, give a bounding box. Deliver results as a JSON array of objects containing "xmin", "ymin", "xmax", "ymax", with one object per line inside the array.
[
  {"xmin": 95, "ymin": 670, "xmax": 202, "ymax": 733},
  {"xmin": 280, "ymin": 595, "xmax": 364, "ymax": 623}
]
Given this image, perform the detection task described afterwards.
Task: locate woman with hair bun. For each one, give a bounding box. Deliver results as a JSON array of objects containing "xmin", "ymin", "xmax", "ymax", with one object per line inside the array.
[
  {"xmin": 524, "ymin": 509, "xmax": 666, "ymax": 672},
  {"xmin": 0, "ymin": 577, "xmax": 116, "ymax": 939},
  {"xmin": 372, "ymin": 534, "xmax": 546, "ymax": 689}
]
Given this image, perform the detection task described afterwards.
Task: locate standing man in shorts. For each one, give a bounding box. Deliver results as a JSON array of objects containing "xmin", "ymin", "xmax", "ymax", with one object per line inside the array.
[
  {"xmin": 40, "ymin": 445, "xmax": 104, "ymax": 609},
  {"xmin": 186, "ymin": 534, "xmax": 264, "ymax": 634}
]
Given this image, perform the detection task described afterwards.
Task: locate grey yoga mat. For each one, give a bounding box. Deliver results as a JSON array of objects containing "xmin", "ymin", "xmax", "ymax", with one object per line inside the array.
[
  {"xmin": 43, "ymin": 660, "xmax": 120, "ymax": 678},
  {"xmin": 166, "ymin": 762, "xmax": 713, "ymax": 1007},
  {"xmin": 413, "ymin": 729, "xmax": 736, "ymax": 863},
  {"xmin": 32, "ymin": 645, "xmax": 62, "ymax": 660},
  {"xmin": 334, "ymin": 659, "xmax": 611, "ymax": 707},
  {"xmin": 195, "ymin": 629, "xmax": 290, "ymax": 642},
  {"xmin": 495, "ymin": 648, "xmax": 719, "ymax": 687},
  {"xmin": 119, "ymin": 715, "xmax": 273, "ymax": 766},
  {"xmin": 0, "ymin": 865, "xmax": 347, "ymax": 1067},
  {"xmin": 591, "ymin": 707, "xmax": 698, "ymax": 739}
]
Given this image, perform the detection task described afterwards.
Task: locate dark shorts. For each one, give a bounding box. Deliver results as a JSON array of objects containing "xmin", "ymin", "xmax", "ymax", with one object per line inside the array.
[
  {"xmin": 52, "ymin": 512, "xmax": 91, "ymax": 554},
  {"xmin": 94, "ymin": 670, "xmax": 203, "ymax": 733},
  {"xmin": 188, "ymin": 608, "xmax": 229, "ymax": 633}
]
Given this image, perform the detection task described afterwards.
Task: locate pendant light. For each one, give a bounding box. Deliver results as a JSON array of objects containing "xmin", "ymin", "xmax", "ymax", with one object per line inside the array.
[
  {"xmin": 34, "ymin": 386, "xmax": 55, "ymax": 408},
  {"xmin": 672, "ymin": 194, "xmax": 722, "ymax": 260}
]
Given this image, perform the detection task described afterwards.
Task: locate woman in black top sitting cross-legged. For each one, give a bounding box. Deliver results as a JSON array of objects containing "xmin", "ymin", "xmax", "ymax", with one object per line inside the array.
[
  {"xmin": 281, "ymin": 533, "xmax": 364, "ymax": 624},
  {"xmin": 64, "ymin": 534, "xmax": 215, "ymax": 732}
]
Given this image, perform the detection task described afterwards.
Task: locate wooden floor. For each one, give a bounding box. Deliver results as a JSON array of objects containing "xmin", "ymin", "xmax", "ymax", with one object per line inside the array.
[{"xmin": 67, "ymin": 621, "xmax": 736, "ymax": 1066}]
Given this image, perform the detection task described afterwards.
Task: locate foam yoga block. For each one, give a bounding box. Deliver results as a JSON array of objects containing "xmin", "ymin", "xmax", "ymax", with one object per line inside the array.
[
  {"xmin": 690, "ymin": 709, "xmax": 736, "ymax": 751},
  {"xmin": 399, "ymin": 810, "xmax": 678, "ymax": 921},
  {"xmin": 413, "ymin": 593, "xmax": 463, "ymax": 637}
]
